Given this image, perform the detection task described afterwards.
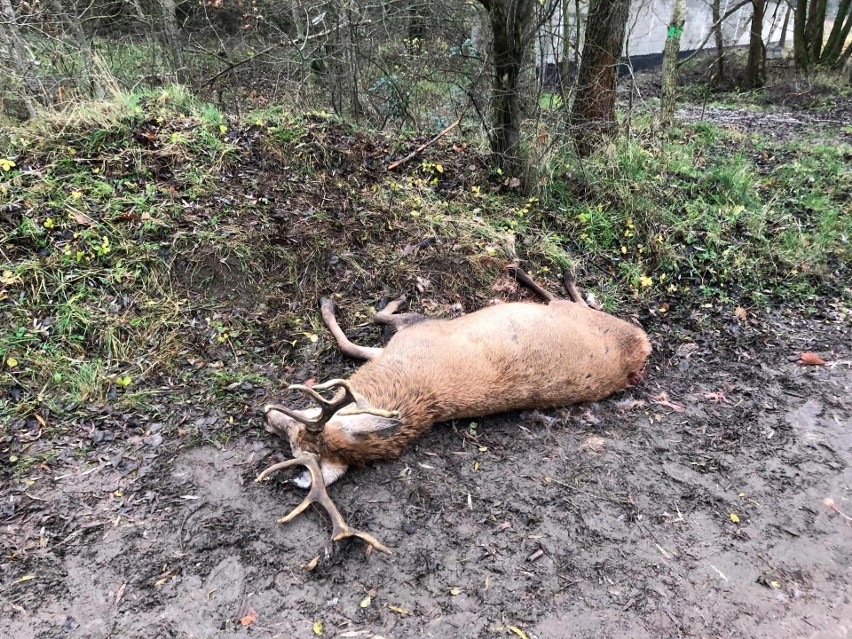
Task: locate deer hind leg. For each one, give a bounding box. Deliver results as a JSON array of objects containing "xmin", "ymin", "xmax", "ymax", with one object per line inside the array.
[
  {"xmin": 561, "ymin": 273, "xmax": 590, "ymax": 307},
  {"xmin": 374, "ymin": 298, "xmax": 427, "ymax": 332},
  {"xmin": 319, "ymin": 298, "xmax": 383, "ymax": 361},
  {"xmin": 504, "ymin": 265, "xmax": 558, "ymax": 302}
]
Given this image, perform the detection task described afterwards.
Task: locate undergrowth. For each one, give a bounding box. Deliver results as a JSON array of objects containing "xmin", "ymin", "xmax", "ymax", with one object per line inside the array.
[{"xmin": 1, "ymin": 86, "xmax": 849, "ymax": 454}]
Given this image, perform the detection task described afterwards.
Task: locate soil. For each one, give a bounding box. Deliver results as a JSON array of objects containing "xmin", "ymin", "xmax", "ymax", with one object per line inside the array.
[{"xmin": 2, "ymin": 304, "xmax": 851, "ymax": 639}]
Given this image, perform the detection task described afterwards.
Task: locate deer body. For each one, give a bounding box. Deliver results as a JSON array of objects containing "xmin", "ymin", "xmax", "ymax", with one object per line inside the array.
[
  {"xmin": 341, "ymin": 300, "xmax": 648, "ymax": 464},
  {"xmin": 257, "ymin": 268, "xmax": 651, "ymax": 556}
]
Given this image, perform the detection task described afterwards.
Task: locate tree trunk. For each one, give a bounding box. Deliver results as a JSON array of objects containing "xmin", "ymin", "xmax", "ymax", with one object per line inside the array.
[
  {"xmin": 159, "ymin": 0, "xmax": 184, "ymax": 82},
  {"xmin": 570, "ymin": 0, "xmax": 630, "ymax": 155},
  {"xmin": 794, "ymin": 0, "xmax": 809, "ymax": 68},
  {"xmin": 744, "ymin": 0, "xmax": 766, "ymax": 88},
  {"xmin": 807, "ymin": 0, "xmax": 828, "ymax": 62},
  {"xmin": 821, "ymin": 0, "xmax": 852, "ymax": 65},
  {"xmin": 660, "ymin": 0, "xmax": 685, "ymax": 127},
  {"xmin": 476, "ymin": 0, "xmax": 535, "ymax": 175},
  {"xmin": 778, "ymin": 4, "xmax": 791, "ymax": 50},
  {"xmin": 711, "ymin": 0, "xmax": 725, "ymax": 84}
]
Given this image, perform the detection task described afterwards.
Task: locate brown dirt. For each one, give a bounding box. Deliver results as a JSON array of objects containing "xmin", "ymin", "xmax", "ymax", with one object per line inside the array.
[{"xmin": 2, "ymin": 306, "xmax": 851, "ymax": 638}]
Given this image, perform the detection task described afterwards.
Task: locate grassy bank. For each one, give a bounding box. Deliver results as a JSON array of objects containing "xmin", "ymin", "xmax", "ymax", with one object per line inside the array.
[{"xmin": 1, "ymin": 87, "xmax": 850, "ymax": 465}]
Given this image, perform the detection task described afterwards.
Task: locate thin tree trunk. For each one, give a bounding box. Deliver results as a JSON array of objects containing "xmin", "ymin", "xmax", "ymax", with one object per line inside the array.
[
  {"xmin": 821, "ymin": 0, "xmax": 852, "ymax": 64},
  {"xmin": 62, "ymin": 0, "xmax": 106, "ymax": 99},
  {"xmin": 159, "ymin": 0, "xmax": 184, "ymax": 82},
  {"xmin": 660, "ymin": 0, "xmax": 685, "ymax": 127},
  {"xmin": 778, "ymin": 4, "xmax": 791, "ymax": 50},
  {"xmin": 794, "ymin": 0, "xmax": 809, "ymax": 68},
  {"xmin": 807, "ymin": 0, "xmax": 828, "ymax": 62},
  {"xmin": 0, "ymin": 0, "xmax": 46, "ymax": 116},
  {"xmin": 570, "ymin": 0, "xmax": 631, "ymax": 155},
  {"xmin": 711, "ymin": 0, "xmax": 725, "ymax": 84},
  {"xmin": 744, "ymin": 0, "xmax": 766, "ymax": 87}
]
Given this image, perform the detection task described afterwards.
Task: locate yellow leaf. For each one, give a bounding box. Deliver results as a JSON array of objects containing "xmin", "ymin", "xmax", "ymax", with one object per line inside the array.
[
  {"xmin": 410, "ymin": 210, "xmax": 420, "ymax": 217},
  {"xmin": 305, "ymin": 332, "xmax": 318, "ymax": 343},
  {"xmin": 448, "ymin": 587, "xmax": 461, "ymax": 596},
  {"xmin": 473, "ymin": 462, "xmax": 479, "ymax": 471},
  {"xmin": 730, "ymin": 513, "xmax": 740, "ymax": 523},
  {"xmin": 435, "ymin": 164, "xmax": 444, "ymax": 173},
  {"xmin": 639, "ymin": 275, "xmax": 653, "ymax": 287},
  {"xmin": 219, "ymin": 124, "xmax": 228, "ymax": 134},
  {"xmin": 387, "ymin": 605, "xmax": 412, "ymax": 616},
  {"xmin": 770, "ymin": 580, "xmax": 781, "ymax": 589},
  {"xmin": 313, "ymin": 620, "xmax": 324, "ymax": 635},
  {"xmin": 360, "ymin": 595, "xmax": 371, "ymax": 608},
  {"xmin": 6, "ymin": 357, "xmax": 18, "ymax": 368},
  {"xmin": 620, "ymin": 245, "xmax": 627, "ymax": 254},
  {"xmin": 70, "ymin": 190, "xmax": 83, "ymax": 200},
  {"xmin": 14, "ymin": 575, "xmax": 35, "ymax": 584},
  {"xmin": 478, "ymin": 446, "xmax": 488, "ymax": 452},
  {"xmin": 116, "ymin": 375, "xmax": 132, "ymax": 387},
  {"xmin": 43, "ymin": 218, "xmax": 55, "ymax": 229},
  {"xmin": 507, "ymin": 626, "xmax": 529, "ymax": 639}
]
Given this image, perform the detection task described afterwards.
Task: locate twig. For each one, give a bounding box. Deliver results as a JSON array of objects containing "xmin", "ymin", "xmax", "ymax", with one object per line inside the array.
[{"xmin": 388, "ymin": 117, "xmax": 463, "ymax": 171}]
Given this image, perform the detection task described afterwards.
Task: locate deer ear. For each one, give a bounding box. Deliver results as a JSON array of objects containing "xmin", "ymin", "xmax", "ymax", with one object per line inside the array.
[{"xmin": 335, "ymin": 413, "xmax": 404, "ymax": 440}]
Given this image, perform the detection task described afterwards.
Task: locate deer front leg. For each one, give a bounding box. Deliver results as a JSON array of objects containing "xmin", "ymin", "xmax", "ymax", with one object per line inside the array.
[
  {"xmin": 374, "ymin": 298, "xmax": 427, "ymax": 331},
  {"xmin": 320, "ymin": 298, "xmax": 383, "ymax": 361}
]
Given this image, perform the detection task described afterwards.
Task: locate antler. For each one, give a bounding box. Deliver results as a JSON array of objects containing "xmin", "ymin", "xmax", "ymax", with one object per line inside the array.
[
  {"xmin": 265, "ymin": 378, "xmax": 399, "ymax": 432},
  {"xmin": 256, "ymin": 452, "xmax": 392, "ymax": 555}
]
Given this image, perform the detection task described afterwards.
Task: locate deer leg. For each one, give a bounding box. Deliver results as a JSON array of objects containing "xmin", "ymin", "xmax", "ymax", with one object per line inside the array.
[
  {"xmin": 374, "ymin": 298, "xmax": 427, "ymax": 331},
  {"xmin": 320, "ymin": 298, "xmax": 383, "ymax": 361},
  {"xmin": 561, "ymin": 273, "xmax": 590, "ymax": 307},
  {"xmin": 504, "ymin": 265, "xmax": 558, "ymax": 302}
]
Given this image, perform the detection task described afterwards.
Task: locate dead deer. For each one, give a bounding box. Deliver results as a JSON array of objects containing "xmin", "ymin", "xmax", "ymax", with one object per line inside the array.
[{"xmin": 256, "ymin": 266, "xmax": 651, "ymax": 555}]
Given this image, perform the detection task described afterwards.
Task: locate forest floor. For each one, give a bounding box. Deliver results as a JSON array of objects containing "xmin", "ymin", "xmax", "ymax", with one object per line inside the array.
[{"xmin": 1, "ymin": 75, "xmax": 851, "ymax": 638}]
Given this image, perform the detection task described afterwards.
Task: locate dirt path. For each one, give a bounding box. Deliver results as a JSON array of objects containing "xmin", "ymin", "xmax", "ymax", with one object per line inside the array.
[{"xmin": 2, "ymin": 311, "xmax": 851, "ymax": 639}]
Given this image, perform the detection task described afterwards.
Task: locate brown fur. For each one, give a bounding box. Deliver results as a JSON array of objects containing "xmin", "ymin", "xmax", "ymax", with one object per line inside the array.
[{"xmin": 286, "ymin": 299, "xmax": 651, "ymax": 470}]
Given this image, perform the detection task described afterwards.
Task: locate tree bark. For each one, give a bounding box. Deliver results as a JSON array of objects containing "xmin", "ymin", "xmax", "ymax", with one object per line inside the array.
[
  {"xmin": 794, "ymin": 0, "xmax": 809, "ymax": 68},
  {"xmin": 821, "ymin": 0, "xmax": 852, "ymax": 64},
  {"xmin": 744, "ymin": 0, "xmax": 766, "ymax": 88},
  {"xmin": 159, "ymin": 0, "xmax": 185, "ymax": 82},
  {"xmin": 711, "ymin": 0, "xmax": 725, "ymax": 84},
  {"xmin": 476, "ymin": 0, "xmax": 535, "ymax": 174},
  {"xmin": 570, "ymin": 0, "xmax": 630, "ymax": 155},
  {"xmin": 660, "ymin": 0, "xmax": 685, "ymax": 127}
]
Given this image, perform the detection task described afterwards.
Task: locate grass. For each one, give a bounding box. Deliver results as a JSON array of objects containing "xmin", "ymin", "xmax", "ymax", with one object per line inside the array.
[{"xmin": 1, "ymin": 86, "xmax": 850, "ymax": 476}]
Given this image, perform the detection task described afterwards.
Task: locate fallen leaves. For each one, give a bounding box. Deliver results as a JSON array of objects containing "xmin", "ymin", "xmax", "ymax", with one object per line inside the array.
[
  {"xmin": 239, "ymin": 608, "xmax": 257, "ymax": 626},
  {"xmin": 734, "ymin": 306, "xmax": 748, "ymax": 322},
  {"xmin": 798, "ymin": 352, "xmax": 827, "ymax": 366}
]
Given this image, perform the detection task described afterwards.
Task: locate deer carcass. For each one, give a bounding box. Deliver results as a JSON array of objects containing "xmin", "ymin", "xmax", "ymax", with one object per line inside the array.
[{"xmin": 256, "ymin": 266, "xmax": 651, "ymax": 554}]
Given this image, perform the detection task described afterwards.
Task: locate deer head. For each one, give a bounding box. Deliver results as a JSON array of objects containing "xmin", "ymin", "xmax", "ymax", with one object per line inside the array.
[{"xmin": 262, "ymin": 378, "xmax": 401, "ymax": 487}]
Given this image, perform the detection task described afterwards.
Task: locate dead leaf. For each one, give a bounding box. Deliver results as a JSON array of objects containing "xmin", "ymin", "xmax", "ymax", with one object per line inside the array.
[
  {"xmin": 734, "ymin": 307, "xmax": 747, "ymax": 321},
  {"xmin": 239, "ymin": 608, "xmax": 257, "ymax": 626},
  {"xmin": 359, "ymin": 595, "xmax": 372, "ymax": 608},
  {"xmin": 387, "ymin": 604, "xmax": 412, "ymax": 616},
  {"xmin": 798, "ymin": 352, "xmax": 827, "ymax": 366},
  {"xmin": 303, "ymin": 555, "xmax": 319, "ymax": 571},
  {"xmin": 69, "ymin": 209, "xmax": 94, "ymax": 225},
  {"xmin": 507, "ymin": 626, "xmax": 529, "ymax": 639}
]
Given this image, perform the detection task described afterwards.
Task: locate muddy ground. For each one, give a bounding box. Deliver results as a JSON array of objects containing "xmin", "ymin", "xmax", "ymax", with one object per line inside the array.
[
  {"xmin": 2, "ymin": 300, "xmax": 851, "ymax": 639},
  {"xmin": 2, "ymin": 90, "xmax": 852, "ymax": 638}
]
